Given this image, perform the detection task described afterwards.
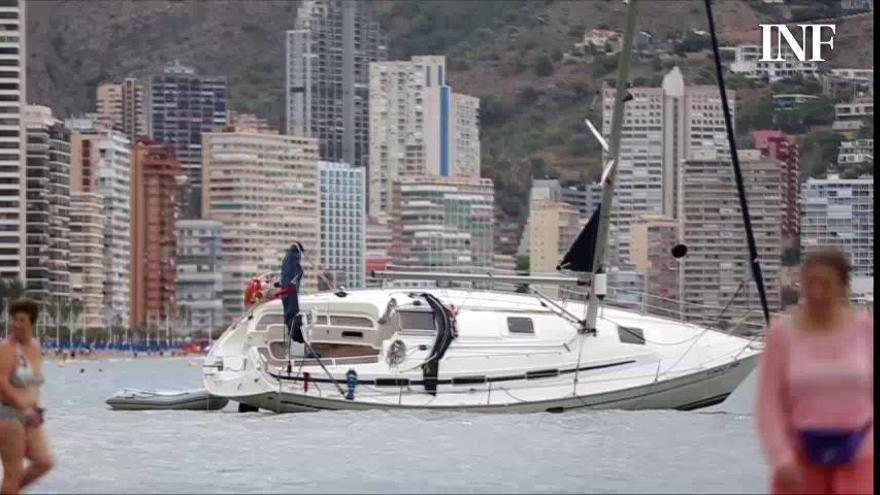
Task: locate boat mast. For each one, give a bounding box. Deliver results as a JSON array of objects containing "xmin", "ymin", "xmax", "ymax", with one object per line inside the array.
[{"xmin": 583, "ymin": 0, "xmax": 639, "ymax": 333}]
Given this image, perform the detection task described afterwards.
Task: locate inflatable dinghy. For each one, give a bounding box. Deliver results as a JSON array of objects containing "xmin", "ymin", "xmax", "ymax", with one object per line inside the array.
[{"xmin": 106, "ymin": 388, "xmax": 229, "ymax": 411}]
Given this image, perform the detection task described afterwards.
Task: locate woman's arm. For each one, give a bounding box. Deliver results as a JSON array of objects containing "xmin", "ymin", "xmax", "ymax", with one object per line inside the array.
[
  {"xmin": 755, "ymin": 318, "xmax": 796, "ymax": 471},
  {"xmin": 0, "ymin": 343, "xmax": 29, "ymax": 410}
]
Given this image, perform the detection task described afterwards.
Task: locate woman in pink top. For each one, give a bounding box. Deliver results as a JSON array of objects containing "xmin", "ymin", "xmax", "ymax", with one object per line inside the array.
[{"xmin": 756, "ymin": 248, "xmax": 873, "ymax": 495}]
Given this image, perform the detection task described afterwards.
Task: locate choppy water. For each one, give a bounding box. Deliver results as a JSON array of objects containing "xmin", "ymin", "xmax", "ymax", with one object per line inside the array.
[{"xmin": 27, "ymin": 358, "xmax": 767, "ymax": 493}]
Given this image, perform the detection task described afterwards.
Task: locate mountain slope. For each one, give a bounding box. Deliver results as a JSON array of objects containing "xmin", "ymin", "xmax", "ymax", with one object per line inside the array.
[{"xmin": 25, "ymin": 0, "xmax": 872, "ymax": 219}]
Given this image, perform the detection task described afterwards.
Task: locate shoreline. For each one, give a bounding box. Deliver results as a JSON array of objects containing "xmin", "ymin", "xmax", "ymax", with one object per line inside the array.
[{"xmin": 48, "ymin": 352, "xmax": 205, "ymax": 365}]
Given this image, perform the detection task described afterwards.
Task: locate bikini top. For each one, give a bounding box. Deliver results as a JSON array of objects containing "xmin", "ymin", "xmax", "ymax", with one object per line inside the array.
[{"xmin": 10, "ymin": 343, "xmax": 44, "ymax": 388}]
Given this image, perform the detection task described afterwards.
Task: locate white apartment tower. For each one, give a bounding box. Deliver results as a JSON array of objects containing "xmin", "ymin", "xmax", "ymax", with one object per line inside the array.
[
  {"xmin": 69, "ymin": 192, "xmax": 105, "ymax": 330},
  {"xmin": 202, "ymin": 131, "xmax": 321, "ymax": 323},
  {"xmin": 602, "ymin": 67, "xmax": 733, "ymax": 264},
  {"xmin": 0, "ymin": 0, "xmax": 24, "ymax": 281},
  {"xmin": 369, "ymin": 55, "xmax": 480, "ymax": 216},
  {"xmin": 319, "ymin": 161, "xmax": 365, "ymax": 289},
  {"xmin": 70, "ymin": 130, "xmax": 131, "ymax": 329},
  {"xmin": 802, "ymin": 174, "xmax": 874, "ymax": 277}
]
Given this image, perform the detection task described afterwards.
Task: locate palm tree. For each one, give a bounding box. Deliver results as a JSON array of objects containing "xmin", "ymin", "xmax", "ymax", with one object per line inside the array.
[
  {"xmin": 0, "ymin": 278, "xmax": 26, "ymax": 337},
  {"xmin": 178, "ymin": 304, "xmax": 192, "ymax": 336},
  {"xmin": 71, "ymin": 299, "xmax": 84, "ymax": 347}
]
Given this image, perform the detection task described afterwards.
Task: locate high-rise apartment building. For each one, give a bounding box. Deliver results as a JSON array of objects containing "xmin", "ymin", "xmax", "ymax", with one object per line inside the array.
[
  {"xmin": 69, "ymin": 192, "xmax": 105, "ymax": 330},
  {"xmin": 70, "ymin": 130, "xmax": 131, "ymax": 329},
  {"xmin": 678, "ymin": 150, "xmax": 782, "ymax": 331},
  {"xmin": 176, "ymin": 219, "xmax": 224, "ymax": 336},
  {"xmin": 752, "ymin": 130, "xmax": 800, "ymax": 239},
  {"xmin": 602, "ymin": 67, "xmax": 733, "ymax": 263},
  {"xmin": 23, "ymin": 105, "xmax": 71, "ymax": 306},
  {"xmin": 424, "ymin": 87, "xmax": 480, "ymax": 178},
  {"xmin": 286, "ymin": 0, "xmax": 386, "ymax": 173},
  {"xmin": 96, "ymin": 78, "xmax": 147, "ymax": 143},
  {"xmin": 0, "ymin": 0, "xmax": 25, "ymax": 281},
  {"xmin": 520, "ymin": 179, "xmax": 601, "ymax": 259},
  {"xmin": 228, "ymin": 110, "xmax": 278, "ymax": 134},
  {"xmin": 319, "ymin": 161, "xmax": 365, "ymax": 289},
  {"xmin": 130, "ymin": 139, "xmax": 181, "ymax": 327},
  {"xmin": 202, "ymin": 131, "xmax": 320, "ymax": 322},
  {"xmin": 390, "ymin": 176, "xmax": 494, "ymax": 270},
  {"xmin": 528, "ymin": 201, "xmax": 581, "ymax": 275},
  {"xmin": 149, "ymin": 61, "xmax": 228, "ymax": 218},
  {"xmin": 802, "ymin": 174, "xmax": 874, "ymax": 277},
  {"xmin": 368, "ymin": 55, "xmax": 481, "ymax": 216}
]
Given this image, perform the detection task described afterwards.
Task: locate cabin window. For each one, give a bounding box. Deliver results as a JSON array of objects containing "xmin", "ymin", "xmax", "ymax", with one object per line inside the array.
[
  {"xmin": 331, "ymin": 315, "xmax": 374, "ymax": 328},
  {"xmin": 618, "ymin": 326, "xmax": 646, "ymax": 345},
  {"xmin": 507, "ymin": 317, "xmax": 534, "ymax": 334},
  {"xmin": 255, "ymin": 314, "xmax": 284, "ymax": 331},
  {"xmin": 399, "ymin": 311, "xmax": 436, "ymax": 331}
]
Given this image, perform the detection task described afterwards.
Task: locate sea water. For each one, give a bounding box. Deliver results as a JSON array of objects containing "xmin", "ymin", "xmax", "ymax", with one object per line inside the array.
[{"xmin": 30, "ymin": 358, "xmax": 766, "ymax": 493}]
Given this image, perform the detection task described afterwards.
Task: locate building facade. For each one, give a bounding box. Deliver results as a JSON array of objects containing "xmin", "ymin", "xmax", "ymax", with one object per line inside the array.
[
  {"xmin": 423, "ymin": 87, "xmax": 480, "ymax": 179},
  {"xmin": 528, "ymin": 201, "xmax": 581, "ymax": 275},
  {"xmin": 833, "ymin": 97, "xmax": 874, "ymax": 134},
  {"xmin": 602, "ymin": 67, "xmax": 733, "ymax": 264},
  {"xmin": 369, "ymin": 55, "xmax": 481, "ymax": 216},
  {"xmin": 202, "ymin": 131, "xmax": 320, "ymax": 323},
  {"xmin": 0, "ymin": 0, "xmax": 25, "ymax": 281},
  {"xmin": 364, "ymin": 215, "xmax": 392, "ymax": 286},
  {"xmin": 629, "ymin": 214, "xmax": 679, "ymax": 319},
  {"xmin": 70, "ymin": 130, "xmax": 131, "ymax": 329},
  {"xmin": 752, "ymin": 130, "xmax": 800, "ymax": 239},
  {"xmin": 801, "ymin": 174, "xmax": 874, "ymax": 277},
  {"xmin": 286, "ymin": 0, "xmax": 386, "ymax": 172},
  {"xmin": 369, "ymin": 55, "xmax": 440, "ymax": 215},
  {"xmin": 837, "ymin": 139, "xmax": 873, "ymax": 169},
  {"xmin": 96, "ymin": 78, "xmax": 147, "ymax": 144},
  {"xmin": 176, "ymin": 219, "xmax": 224, "ymax": 336},
  {"xmin": 318, "ymin": 161, "xmax": 365, "ymax": 289},
  {"xmin": 23, "ymin": 105, "xmax": 71, "ymax": 306},
  {"xmin": 148, "ymin": 61, "xmax": 228, "ymax": 218},
  {"xmin": 390, "ymin": 176, "xmax": 494, "ymax": 270},
  {"xmin": 727, "ymin": 44, "xmax": 819, "ymax": 82},
  {"xmin": 678, "ymin": 150, "xmax": 782, "ymax": 332},
  {"xmin": 228, "ymin": 111, "xmax": 278, "ymax": 134},
  {"xmin": 129, "ymin": 139, "xmax": 181, "ymax": 328},
  {"xmin": 69, "ymin": 192, "xmax": 105, "ymax": 330}
]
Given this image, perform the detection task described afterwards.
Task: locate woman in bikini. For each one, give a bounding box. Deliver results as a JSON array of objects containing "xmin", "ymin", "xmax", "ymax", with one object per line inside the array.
[
  {"xmin": 0, "ymin": 298, "xmax": 53, "ymax": 494},
  {"xmin": 756, "ymin": 248, "xmax": 873, "ymax": 494}
]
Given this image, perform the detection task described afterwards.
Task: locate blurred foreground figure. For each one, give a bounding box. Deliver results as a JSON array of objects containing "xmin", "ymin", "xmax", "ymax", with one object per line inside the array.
[
  {"xmin": 756, "ymin": 248, "xmax": 873, "ymax": 494},
  {"xmin": 0, "ymin": 298, "xmax": 53, "ymax": 494}
]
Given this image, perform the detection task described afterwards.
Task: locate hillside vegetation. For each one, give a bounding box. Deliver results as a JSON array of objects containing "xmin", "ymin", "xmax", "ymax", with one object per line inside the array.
[{"xmin": 26, "ymin": 0, "xmax": 872, "ymax": 220}]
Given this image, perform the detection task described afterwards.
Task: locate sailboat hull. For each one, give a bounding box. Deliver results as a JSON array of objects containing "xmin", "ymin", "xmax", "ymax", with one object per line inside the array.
[{"xmin": 225, "ymin": 354, "xmax": 755, "ymax": 414}]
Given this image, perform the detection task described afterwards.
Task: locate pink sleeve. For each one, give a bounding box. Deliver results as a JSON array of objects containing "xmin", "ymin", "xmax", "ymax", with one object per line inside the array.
[{"xmin": 755, "ymin": 317, "xmax": 797, "ymax": 470}]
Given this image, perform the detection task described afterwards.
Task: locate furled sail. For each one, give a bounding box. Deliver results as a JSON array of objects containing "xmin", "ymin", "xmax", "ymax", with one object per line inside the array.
[{"xmin": 556, "ymin": 205, "xmax": 602, "ymax": 273}]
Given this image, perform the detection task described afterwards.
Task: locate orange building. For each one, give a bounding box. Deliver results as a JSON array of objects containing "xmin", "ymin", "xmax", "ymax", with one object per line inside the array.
[{"xmin": 130, "ymin": 139, "xmax": 181, "ymax": 328}]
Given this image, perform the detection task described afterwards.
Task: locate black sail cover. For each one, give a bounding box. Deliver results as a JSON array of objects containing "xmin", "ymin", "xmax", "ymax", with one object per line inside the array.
[{"xmin": 557, "ymin": 204, "xmax": 601, "ymax": 273}]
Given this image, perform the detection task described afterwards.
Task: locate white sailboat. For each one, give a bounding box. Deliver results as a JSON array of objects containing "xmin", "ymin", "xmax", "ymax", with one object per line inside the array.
[{"xmin": 202, "ymin": 0, "xmax": 766, "ymax": 413}]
